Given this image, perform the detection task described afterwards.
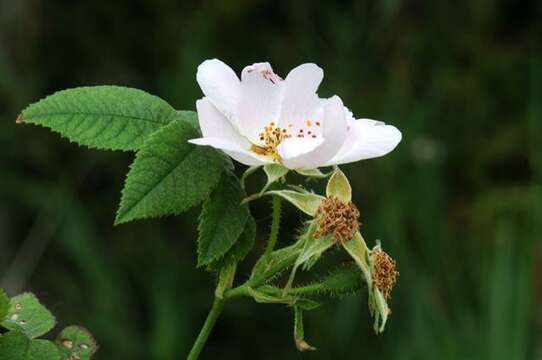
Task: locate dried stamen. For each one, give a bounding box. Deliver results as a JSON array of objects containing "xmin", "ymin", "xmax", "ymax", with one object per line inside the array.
[
  {"xmin": 371, "ymin": 249, "xmax": 398, "ymax": 300},
  {"xmin": 314, "ymin": 196, "xmax": 360, "ymax": 242}
]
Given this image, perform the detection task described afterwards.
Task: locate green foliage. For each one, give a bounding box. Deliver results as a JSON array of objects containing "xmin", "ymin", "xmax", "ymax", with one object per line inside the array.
[
  {"xmin": 56, "ymin": 326, "xmax": 98, "ymax": 360},
  {"xmin": 0, "ymin": 289, "xmax": 9, "ymax": 323},
  {"xmin": 4, "ymin": 1, "xmax": 540, "ymax": 357},
  {"xmin": 207, "ymin": 215, "xmax": 256, "ymax": 271},
  {"xmin": 115, "ymin": 118, "xmax": 226, "ymax": 224},
  {"xmin": 0, "ymin": 292, "xmax": 96, "ymax": 359},
  {"xmin": 21, "ymin": 86, "xmax": 178, "ymax": 151},
  {"xmin": 1, "ymin": 293, "xmax": 55, "ymax": 339},
  {"xmin": 197, "ymin": 174, "xmax": 250, "ymax": 267},
  {"xmin": 0, "ymin": 332, "xmax": 59, "ymax": 360}
]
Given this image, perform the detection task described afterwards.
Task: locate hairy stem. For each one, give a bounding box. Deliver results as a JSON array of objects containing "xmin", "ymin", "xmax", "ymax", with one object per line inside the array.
[
  {"xmin": 187, "ymin": 297, "xmax": 225, "ymax": 360},
  {"xmin": 264, "ymin": 196, "xmax": 282, "ymax": 260}
]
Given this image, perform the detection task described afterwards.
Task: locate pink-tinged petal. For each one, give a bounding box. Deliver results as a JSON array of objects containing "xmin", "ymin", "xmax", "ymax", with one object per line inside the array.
[
  {"xmin": 196, "ymin": 98, "xmax": 249, "ymax": 146},
  {"xmin": 196, "ymin": 59, "xmax": 240, "ymax": 122},
  {"xmin": 326, "ymin": 119, "xmax": 402, "ymax": 165},
  {"xmin": 189, "ymin": 137, "xmax": 269, "ymax": 166},
  {"xmin": 278, "ymin": 63, "xmax": 324, "ymax": 131},
  {"xmin": 238, "ymin": 62, "xmax": 284, "ymax": 143},
  {"xmin": 280, "ymin": 96, "xmax": 347, "ymax": 169}
]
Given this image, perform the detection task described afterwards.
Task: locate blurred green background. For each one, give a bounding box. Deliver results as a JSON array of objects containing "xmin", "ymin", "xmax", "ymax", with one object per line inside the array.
[{"xmin": 1, "ymin": 0, "xmax": 541, "ymax": 359}]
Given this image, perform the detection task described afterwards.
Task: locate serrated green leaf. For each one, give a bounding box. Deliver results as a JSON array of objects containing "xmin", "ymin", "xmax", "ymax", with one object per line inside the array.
[
  {"xmin": 177, "ymin": 110, "xmax": 199, "ymax": 130},
  {"xmin": 0, "ymin": 331, "xmax": 60, "ymax": 360},
  {"xmin": 197, "ymin": 174, "xmax": 249, "ymax": 266},
  {"xmin": 56, "ymin": 326, "xmax": 97, "ymax": 360},
  {"xmin": 326, "ymin": 168, "xmax": 351, "ymax": 202},
  {"xmin": 21, "ymin": 86, "xmax": 178, "ymax": 151},
  {"xmin": 0, "ymin": 289, "xmax": 9, "ymax": 323},
  {"xmin": 266, "ymin": 190, "xmax": 324, "ymax": 216},
  {"xmin": 115, "ymin": 119, "xmax": 226, "ymax": 224},
  {"xmin": 208, "ymin": 215, "xmax": 256, "ymax": 271},
  {"xmin": 1, "ymin": 293, "xmax": 55, "ymax": 339}
]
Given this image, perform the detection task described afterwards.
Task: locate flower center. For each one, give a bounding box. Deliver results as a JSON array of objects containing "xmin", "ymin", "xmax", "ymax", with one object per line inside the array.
[
  {"xmin": 371, "ymin": 249, "xmax": 398, "ymax": 300},
  {"xmin": 314, "ymin": 196, "xmax": 360, "ymax": 242},
  {"xmin": 250, "ymin": 121, "xmax": 292, "ymax": 162},
  {"xmin": 250, "ymin": 120, "xmax": 323, "ymax": 162}
]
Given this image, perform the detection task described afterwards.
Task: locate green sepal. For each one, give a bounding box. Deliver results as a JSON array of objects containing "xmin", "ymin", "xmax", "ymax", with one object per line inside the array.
[
  {"xmin": 247, "ymin": 286, "xmax": 293, "ymax": 305},
  {"xmin": 342, "ymin": 233, "xmax": 391, "ymax": 333},
  {"xmin": 293, "ymin": 307, "xmax": 316, "ymax": 352},
  {"xmin": 283, "ymin": 223, "xmax": 334, "ymax": 293},
  {"xmin": 0, "ymin": 331, "xmax": 60, "ymax": 360},
  {"xmin": 266, "ymin": 190, "xmax": 324, "ymax": 216},
  {"xmin": 342, "ymin": 232, "xmax": 372, "ymax": 283},
  {"xmin": 247, "ymin": 286, "xmax": 320, "ymax": 311},
  {"xmin": 1, "ymin": 293, "xmax": 55, "ymax": 339},
  {"xmin": 287, "ymin": 264, "xmax": 365, "ymax": 298},
  {"xmin": 56, "ymin": 326, "xmax": 98, "ymax": 360},
  {"xmin": 295, "ymin": 168, "xmax": 332, "ymax": 178},
  {"xmin": 326, "ymin": 168, "xmax": 352, "ymax": 202},
  {"xmin": 250, "ymin": 241, "xmax": 305, "ymax": 283},
  {"xmin": 261, "ymin": 164, "xmax": 289, "ymax": 195}
]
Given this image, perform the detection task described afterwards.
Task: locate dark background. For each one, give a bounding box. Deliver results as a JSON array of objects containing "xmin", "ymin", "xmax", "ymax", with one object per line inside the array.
[{"xmin": 1, "ymin": 0, "xmax": 541, "ymax": 359}]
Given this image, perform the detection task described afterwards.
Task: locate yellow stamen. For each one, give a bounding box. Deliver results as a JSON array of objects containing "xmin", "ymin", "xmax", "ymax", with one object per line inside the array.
[{"xmin": 250, "ymin": 121, "xmax": 291, "ymax": 163}]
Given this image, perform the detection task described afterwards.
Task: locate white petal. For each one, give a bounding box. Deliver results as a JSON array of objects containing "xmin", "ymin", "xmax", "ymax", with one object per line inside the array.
[
  {"xmin": 196, "ymin": 59, "xmax": 240, "ymax": 122},
  {"xmin": 277, "ymin": 63, "xmax": 324, "ymax": 131},
  {"xmin": 280, "ymin": 96, "xmax": 347, "ymax": 169},
  {"xmin": 238, "ymin": 62, "xmax": 284, "ymax": 143},
  {"xmin": 276, "ymin": 137, "xmax": 323, "ymax": 159},
  {"xmin": 196, "ymin": 98, "xmax": 248, "ymax": 147},
  {"xmin": 189, "ymin": 137, "xmax": 269, "ymax": 166},
  {"xmin": 326, "ymin": 119, "xmax": 402, "ymax": 165}
]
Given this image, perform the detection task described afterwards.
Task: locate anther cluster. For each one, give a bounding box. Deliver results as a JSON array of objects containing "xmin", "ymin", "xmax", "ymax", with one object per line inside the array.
[
  {"xmin": 371, "ymin": 249, "xmax": 398, "ymax": 300},
  {"xmin": 314, "ymin": 196, "xmax": 360, "ymax": 242}
]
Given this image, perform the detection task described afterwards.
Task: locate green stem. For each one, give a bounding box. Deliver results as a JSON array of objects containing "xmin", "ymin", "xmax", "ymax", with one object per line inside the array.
[
  {"xmin": 187, "ymin": 297, "xmax": 225, "ymax": 360},
  {"xmin": 264, "ymin": 196, "xmax": 282, "ymax": 260}
]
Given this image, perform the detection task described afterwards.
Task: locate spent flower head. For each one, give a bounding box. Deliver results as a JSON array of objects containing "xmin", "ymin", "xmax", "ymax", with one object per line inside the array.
[
  {"xmin": 371, "ymin": 249, "xmax": 399, "ymax": 300},
  {"xmin": 314, "ymin": 196, "xmax": 360, "ymax": 242}
]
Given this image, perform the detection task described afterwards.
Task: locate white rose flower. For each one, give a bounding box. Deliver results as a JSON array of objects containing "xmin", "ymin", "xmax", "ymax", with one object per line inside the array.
[{"xmin": 189, "ymin": 59, "xmax": 401, "ymax": 170}]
